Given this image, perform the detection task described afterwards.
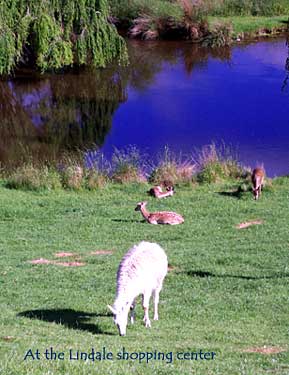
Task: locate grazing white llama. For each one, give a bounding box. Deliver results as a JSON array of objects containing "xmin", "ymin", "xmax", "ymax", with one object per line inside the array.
[
  {"xmin": 251, "ymin": 167, "xmax": 265, "ymax": 200},
  {"xmin": 108, "ymin": 241, "xmax": 168, "ymax": 336}
]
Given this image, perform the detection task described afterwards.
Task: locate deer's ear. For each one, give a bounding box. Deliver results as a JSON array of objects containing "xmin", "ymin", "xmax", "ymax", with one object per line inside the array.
[{"xmin": 107, "ymin": 305, "xmax": 117, "ymax": 315}]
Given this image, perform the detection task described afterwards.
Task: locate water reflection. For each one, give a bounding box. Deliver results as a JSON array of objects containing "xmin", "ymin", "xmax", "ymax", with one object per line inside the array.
[
  {"xmin": 0, "ymin": 42, "xmax": 231, "ymax": 168},
  {"xmin": 0, "ymin": 38, "xmax": 288, "ymax": 175},
  {"xmin": 0, "ymin": 68, "xmax": 126, "ymax": 167}
]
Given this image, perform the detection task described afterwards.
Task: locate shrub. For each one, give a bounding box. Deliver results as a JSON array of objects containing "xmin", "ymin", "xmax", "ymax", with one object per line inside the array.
[
  {"xmin": 110, "ymin": 0, "xmax": 183, "ymax": 23},
  {"xmin": 83, "ymin": 150, "xmax": 110, "ymax": 189},
  {"xmin": 111, "ymin": 146, "xmax": 146, "ymax": 183},
  {"xmin": 60, "ymin": 165, "xmax": 84, "ymax": 190},
  {"xmin": 85, "ymin": 170, "xmax": 109, "ymax": 189},
  {"xmin": 202, "ymin": 21, "xmax": 233, "ymax": 47},
  {"xmin": 149, "ymin": 146, "xmax": 196, "ymax": 185},
  {"xmin": 6, "ymin": 165, "xmax": 61, "ymax": 191},
  {"xmin": 195, "ymin": 143, "xmax": 249, "ymax": 183}
]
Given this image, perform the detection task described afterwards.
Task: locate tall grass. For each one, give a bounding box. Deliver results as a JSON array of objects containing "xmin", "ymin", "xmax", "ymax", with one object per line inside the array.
[
  {"xmin": 194, "ymin": 143, "xmax": 250, "ymax": 183},
  {"xmin": 6, "ymin": 165, "xmax": 62, "ymax": 191},
  {"xmin": 109, "ymin": 0, "xmax": 289, "ymax": 20},
  {"xmin": 4, "ymin": 144, "xmax": 251, "ymax": 191},
  {"xmin": 109, "ymin": 0, "xmax": 288, "ymax": 43},
  {"xmin": 111, "ymin": 146, "xmax": 146, "ymax": 183},
  {"xmin": 149, "ymin": 146, "xmax": 196, "ymax": 186},
  {"xmin": 109, "ymin": 0, "xmax": 183, "ymax": 23},
  {"xmin": 208, "ymin": 0, "xmax": 289, "ymax": 16}
]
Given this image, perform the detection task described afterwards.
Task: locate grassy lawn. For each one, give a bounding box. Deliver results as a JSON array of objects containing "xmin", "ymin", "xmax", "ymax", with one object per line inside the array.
[
  {"xmin": 0, "ymin": 179, "xmax": 288, "ymax": 374},
  {"xmin": 209, "ymin": 15, "xmax": 288, "ymax": 35}
]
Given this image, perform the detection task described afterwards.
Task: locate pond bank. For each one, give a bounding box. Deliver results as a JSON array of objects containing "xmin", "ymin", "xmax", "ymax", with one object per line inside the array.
[
  {"xmin": 114, "ymin": 15, "xmax": 288, "ymax": 45},
  {"xmin": 209, "ymin": 15, "xmax": 289, "ymax": 41}
]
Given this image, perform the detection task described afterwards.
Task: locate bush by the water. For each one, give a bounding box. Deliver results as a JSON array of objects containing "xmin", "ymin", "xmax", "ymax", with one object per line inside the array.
[
  {"xmin": 4, "ymin": 144, "xmax": 252, "ymax": 191},
  {"xmin": 6, "ymin": 165, "xmax": 61, "ymax": 191},
  {"xmin": 108, "ymin": 0, "xmax": 289, "ymax": 43},
  {"xmin": 111, "ymin": 146, "xmax": 146, "ymax": 184},
  {"xmin": 195, "ymin": 143, "xmax": 250, "ymax": 183},
  {"xmin": 149, "ymin": 147, "xmax": 196, "ymax": 186}
]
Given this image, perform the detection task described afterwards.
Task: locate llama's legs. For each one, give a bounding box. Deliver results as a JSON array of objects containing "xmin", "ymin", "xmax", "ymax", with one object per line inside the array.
[
  {"xmin": 142, "ymin": 293, "xmax": 151, "ymax": 328},
  {"xmin": 153, "ymin": 286, "xmax": 162, "ymax": 320},
  {"xmin": 130, "ymin": 299, "xmax": 136, "ymax": 324}
]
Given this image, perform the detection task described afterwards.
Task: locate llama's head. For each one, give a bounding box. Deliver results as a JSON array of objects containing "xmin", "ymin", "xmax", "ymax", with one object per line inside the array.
[
  {"xmin": 135, "ymin": 201, "xmax": 147, "ymax": 211},
  {"xmin": 108, "ymin": 304, "xmax": 129, "ymax": 336}
]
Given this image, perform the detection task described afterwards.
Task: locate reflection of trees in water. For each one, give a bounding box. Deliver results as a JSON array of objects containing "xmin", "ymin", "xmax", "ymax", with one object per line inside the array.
[
  {"xmin": 36, "ymin": 70, "xmax": 126, "ymax": 150},
  {"xmin": 126, "ymin": 41, "xmax": 231, "ymax": 85},
  {"xmin": 182, "ymin": 44, "xmax": 231, "ymax": 75},
  {"xmin": 0, "ymin": 82, "xmax": 40, "ymax": 166},
  {"xmin": 0, "ymin": 41, "xmax": 231, "ymax": 167},
  {"xmin": 0, "ymin": 69, "xmax": 126, "ymax": 166}
]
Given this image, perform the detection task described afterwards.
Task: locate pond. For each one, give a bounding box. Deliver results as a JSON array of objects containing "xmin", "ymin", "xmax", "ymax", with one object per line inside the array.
[{"xmin": 1, "ymin": 37, "xmax": 289, "ymax": 177}]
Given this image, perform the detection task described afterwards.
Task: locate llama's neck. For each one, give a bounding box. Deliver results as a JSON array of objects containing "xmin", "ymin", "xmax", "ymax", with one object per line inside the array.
[
  {"xmin": 140, "ymin": 206, "xmax": 150, "ymax": 221},
  {"xmin": 114, "ymin": 288, "xmax": 134, "ymax": 312}
]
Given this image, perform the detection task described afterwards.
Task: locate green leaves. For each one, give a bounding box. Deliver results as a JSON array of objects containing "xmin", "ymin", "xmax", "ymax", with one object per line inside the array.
[{"xmin": 0, "ymin": 0, "xmax": 128, "ymax": 75}]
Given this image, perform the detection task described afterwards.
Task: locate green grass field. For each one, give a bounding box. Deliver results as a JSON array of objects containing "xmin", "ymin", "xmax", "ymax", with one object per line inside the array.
[
  {"xmin": 209, "ymin": 15, "xmax": 288, "ymax": 35},
  {"xmin": 0, "ymin": 179, "xmax": 288, "ymax": 375}
]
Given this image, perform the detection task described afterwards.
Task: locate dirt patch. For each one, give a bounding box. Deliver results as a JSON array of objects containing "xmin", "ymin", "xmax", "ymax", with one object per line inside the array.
[
  {"xmin": 28, "ymin": 259, "xmax": 85, "ymax": 267},
  {"xmin": 90, "ymin": 250, "xmax": 113, "ymax": 255},
  {"xmin": 28, "ymin": 258, "xmax": 52, "ymax": 265},
  {"xmin": 2, "ymin": 336, "xmax": 14, "ymax": 341},
  {"xmin": 54, "ymin": 261, "xmax": 85, "ymax": 267},
  {"xmin": 243, "ymin": 346, "xmax": 286, "ymax": 355},
  {"xmin": 54, "ymin": 252, "xmax": 77, "ymax": 258},
  {"xmin": 236, "ymin": 220, "xmax": 263, "ymax": 229}
]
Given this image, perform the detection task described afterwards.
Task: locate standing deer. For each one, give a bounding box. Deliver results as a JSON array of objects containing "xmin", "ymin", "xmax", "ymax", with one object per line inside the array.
[
  {"xmin": 135, "ymin": 201, "xmax": 184, "ymax": 225},
  {"xmin": 147, "ymin": 185, "xmax": 175, "ymax": 199},
  {"xmin": 251, "ymin": 168, "xmax": 265, "ymax": 200}
]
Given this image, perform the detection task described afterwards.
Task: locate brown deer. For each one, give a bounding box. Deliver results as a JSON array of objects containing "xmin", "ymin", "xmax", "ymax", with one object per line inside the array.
[
  {"xmin": 147, "ymin": 185, "xmax": 175, "ymax": 199},
  {"xmin": 251, "ymin": 167, "xmax": 265, "ymax": 200},
  {"xmin": 135, "ymin": 201, "xmax": 184, "ymax": 225}
]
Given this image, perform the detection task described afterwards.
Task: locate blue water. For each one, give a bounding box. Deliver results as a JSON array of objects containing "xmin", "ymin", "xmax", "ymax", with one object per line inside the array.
[
  {"xmin": 100, "ymin": 38, "xmax": 289, "ymax": 177},
  {"xmin": 2, "ymin": 37, "xmax": 289, "ymax": 176}
]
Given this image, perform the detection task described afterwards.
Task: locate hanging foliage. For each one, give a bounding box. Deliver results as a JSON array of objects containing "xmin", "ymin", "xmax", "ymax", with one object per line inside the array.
[{"xmin": 0, "ymin": 0, "xmax": 128, "ymax": 74}]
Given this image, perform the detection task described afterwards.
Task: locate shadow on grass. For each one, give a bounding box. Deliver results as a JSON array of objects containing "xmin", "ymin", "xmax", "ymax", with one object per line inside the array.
[
  {"xmin": 217, "ymin": 189, "xmax": 247, "ymax": 200},
  {"xmin": 18, "ymin": 309, "xmax": 114, "ymax": 335},
  {"xmin": 112, "ymin": 219, "xmax": 145, "ymax": 223},
  {"xmin": 187, "ymin": 270, "xmax": 289, "ymax": 280}
]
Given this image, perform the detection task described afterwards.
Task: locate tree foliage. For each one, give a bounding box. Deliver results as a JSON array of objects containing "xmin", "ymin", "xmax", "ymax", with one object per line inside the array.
[{"xmin": 0, "ymin": 0, "xmax": 128, "ymax": 74}]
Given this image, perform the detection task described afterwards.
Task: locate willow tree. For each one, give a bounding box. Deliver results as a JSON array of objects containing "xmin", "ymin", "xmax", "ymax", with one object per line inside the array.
[{"xmin": 0, "ymin": 0, "xmax": 128, "ymax": 74}]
